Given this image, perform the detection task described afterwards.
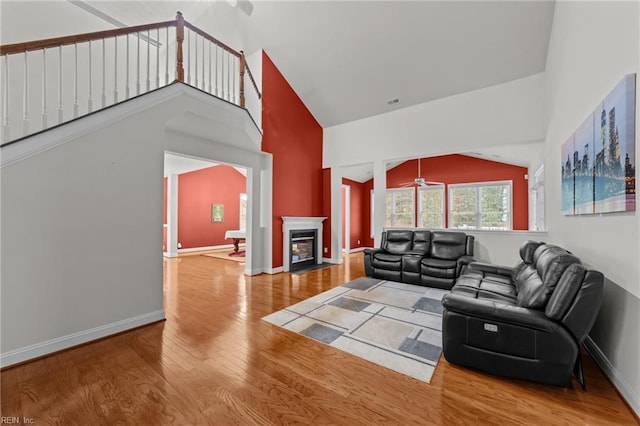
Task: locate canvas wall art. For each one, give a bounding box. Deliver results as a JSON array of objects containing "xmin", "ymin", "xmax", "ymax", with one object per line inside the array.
[{"xmin": 561, "ymin": 74, "xmax": 636, "ymax": 215}]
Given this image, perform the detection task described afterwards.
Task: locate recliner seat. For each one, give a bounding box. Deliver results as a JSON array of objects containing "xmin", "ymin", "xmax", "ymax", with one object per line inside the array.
[{"xmin": 441, "ymin": 240, "xmax": 604, "ymax": 387}]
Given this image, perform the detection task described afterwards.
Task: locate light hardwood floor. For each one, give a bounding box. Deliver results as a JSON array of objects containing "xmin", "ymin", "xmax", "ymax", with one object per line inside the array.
[{"xmin": 1, "ymin": 253, "xmax": 638, "ymax": 425}]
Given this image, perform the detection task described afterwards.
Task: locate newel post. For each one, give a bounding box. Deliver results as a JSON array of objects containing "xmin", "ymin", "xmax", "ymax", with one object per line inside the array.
[
  {"xmin": 176, "ymin": 11, "xmax": 185, "ymax": 82},
  {"xmin": 239, "ymin": 51, "xmax": 246, "ymax": 108}
]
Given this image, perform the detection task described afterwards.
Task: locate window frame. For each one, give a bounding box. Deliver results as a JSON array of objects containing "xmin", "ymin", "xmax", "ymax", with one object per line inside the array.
[
  {"xmin": 239, "ymin": 193, "xmax": 247, "ymax": 231},
  {"xmin": 448, "ymin": 180, "xmax": 513, "ymax": 231},
  {"xmin": 385, "ymin": 187, "xmax": 416, "ymax": 228}
]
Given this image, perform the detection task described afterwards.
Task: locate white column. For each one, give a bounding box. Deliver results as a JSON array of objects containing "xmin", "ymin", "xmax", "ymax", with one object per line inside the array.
[
  {"xmin": 165, "ymin": 173, "xmax": 179, "ymax": 258},
  {"xmin": 373, "ymin": 160, "xmax": 387, "ymax": 248},
  {"xmin": 330, "ymin": 167, "xmax": 343, "ymax": 264}
]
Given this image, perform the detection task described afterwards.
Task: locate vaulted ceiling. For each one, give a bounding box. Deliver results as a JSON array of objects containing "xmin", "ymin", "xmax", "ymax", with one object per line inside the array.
[
  {"xmin": 1, "ymin": 1, "xmax": 554, "ymax": 176},
  {"xmin": 1, "ymin": 0, "xmax": 555, "ymax": 128}
]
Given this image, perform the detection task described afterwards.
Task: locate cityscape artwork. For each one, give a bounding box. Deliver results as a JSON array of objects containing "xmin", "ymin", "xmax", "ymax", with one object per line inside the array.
[{"xmin": 561, "ymin": 74, "xmax": 636, "ymax": 215}]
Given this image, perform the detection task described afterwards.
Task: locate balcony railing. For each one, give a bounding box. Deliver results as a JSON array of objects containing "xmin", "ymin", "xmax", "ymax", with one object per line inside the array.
[{"xmin": 0, "ymin": 12, "xmax": 261, "ymax": 145}]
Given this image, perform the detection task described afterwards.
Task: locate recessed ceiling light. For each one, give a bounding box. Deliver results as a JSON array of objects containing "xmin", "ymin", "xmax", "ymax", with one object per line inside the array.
[{"xmin": 386, "ymin": 98, "xmax": 400, "ymax": 105}]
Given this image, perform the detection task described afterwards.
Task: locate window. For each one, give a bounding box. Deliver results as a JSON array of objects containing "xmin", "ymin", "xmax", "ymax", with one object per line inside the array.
[
  {"xmin": 418, "ymin": 186, "xmax": 445, "ymax": 228},
  {"xmin": 449, "ymin": 181, "xmax": 512, "ymax": 230},
  {"xmin": 385, "ymin": 188, "xmax": 414, "ymax": 227},
  {"xmin": 239, "ymin": 193, "xmax": 247, "ymax": 230}
]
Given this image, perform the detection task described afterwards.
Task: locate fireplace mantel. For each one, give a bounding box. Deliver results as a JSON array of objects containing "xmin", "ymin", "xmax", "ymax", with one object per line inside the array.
[{"xmin": 282, "ymin": 217, "xmax": 326, "ymax": 272}]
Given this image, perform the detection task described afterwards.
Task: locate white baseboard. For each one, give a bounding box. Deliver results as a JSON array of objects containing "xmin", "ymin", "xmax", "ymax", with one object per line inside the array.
[
  {"xmin": 323, "ymin": 257, "xmax": 343, "ymax": 264},
  {"xmin": 0, "ymin": 310, "xmax": 166, "ymax": 368},
  {"xmin": 267, "ymin": 266, "xmax": 284, "ymax": 274},
  {"xmin": 583, "ymin": 336, "xmax": 640, "ymax": 417}
]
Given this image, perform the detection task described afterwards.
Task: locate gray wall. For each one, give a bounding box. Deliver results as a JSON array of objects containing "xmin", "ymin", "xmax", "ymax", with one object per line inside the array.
[{"xmin": 544, "ymin": 1, "xmax": 640, "ymax": 414}]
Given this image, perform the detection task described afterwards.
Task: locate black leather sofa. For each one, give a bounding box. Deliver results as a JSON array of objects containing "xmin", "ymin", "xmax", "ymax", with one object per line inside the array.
[
  {"xmin": 363, "ymin": 229, "xmax": 474, "ymax": 289},
  {"xmin": 441, "ymin": 240, "xmax": 604, "ymax": 387}
]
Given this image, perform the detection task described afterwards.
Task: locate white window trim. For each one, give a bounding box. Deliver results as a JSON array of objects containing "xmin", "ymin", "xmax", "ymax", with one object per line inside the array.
[
  {"xmin": 448, "ymin": 180, "xmax": 513, "ymax": 231},
  {"xmin": 386, "ymin": 187, "xmax": 416, "ymax": 228},
  {"xmin": 239, "ymin": 193, "xmax": 247, "ymax": 231},
  {"xmin": 417, "ymin": 185, "xmax": 445, "ymax": 229}
]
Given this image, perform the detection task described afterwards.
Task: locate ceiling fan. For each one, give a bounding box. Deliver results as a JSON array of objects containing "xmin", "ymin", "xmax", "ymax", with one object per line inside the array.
[{"xmin": 399, "ymin": 160, "xmax": 443, "ymax": 188}]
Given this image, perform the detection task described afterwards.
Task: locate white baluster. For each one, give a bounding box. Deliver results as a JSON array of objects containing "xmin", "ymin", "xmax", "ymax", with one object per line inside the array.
[
  {"xmin": 156, "ymin": 28, "xmax": 160, "ymax": 88},
  {"xmin": 146, "ymin": 29, "xmax": 150, "ymax": 92},
  {"xmin": 165, "ymin": 28, "xmax": 169, "ymax": 85},
  {"xmin": 227, "ymin": 51, "xmax": 231, "ymax": 102},
  {"xmin": 136, "ymin": 32, "xmax": 140, "ymax": 95},
  {"xmin": 73, "ymin": 43, "xmax": 79, "ymax": 117},
  {"xmin": 126, "ymin": 34, "xmax": 130, "ymax": 99},
  {"xmin": 2, "ymin": 55, "xmax": 10, "ymax": 141},
  {"xmin": 102, "ymin": 39, "xmax": 106, "ymax": 108},
  {"xmin": 208, "ymin": 42, "xmax": 212, "ymax": 94},
  {"xmin": 58, "ymin": 46, "xmax": 64, "ymax": 123},
  {"xmin": 113, "ymin": 37, "xmax": 118, "ymax": 103},
  {"xmin": 215, "ymin": 45, "xmax": 219, "ymax": 96},
  {"xmin": 88, "ymin": 41, "xmax": 93, "ymax": 112},
  {"xmin": 42, "ymin": 49, "xmax": 48, "ymax": 129},
  {"xmin": 232, "ymin": 56, "xmax": 236, "ymax": 104},
  {"xmin": 23, "ymin": 52, "xmax": 29, "ymax": 135},
  {"xmin": 201, "ymin": 36, "xmax": 205, "ymax": 90},
  {"xmin": 221, "ymin": 49, "xmax": 225, "ymax": 99},
  {"xmin": 194, "ymin": 34, "xmax": 198, "ymax": 88}
]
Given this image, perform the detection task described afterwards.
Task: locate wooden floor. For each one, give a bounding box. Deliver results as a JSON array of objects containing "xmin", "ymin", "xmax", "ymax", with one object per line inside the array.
[{"xmin": 1, "ymin": 253, "xmax": 638, "ymax": 425}]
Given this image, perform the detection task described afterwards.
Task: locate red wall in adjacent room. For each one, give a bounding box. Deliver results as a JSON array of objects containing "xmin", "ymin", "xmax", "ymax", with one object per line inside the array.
[
  {"xmin": 177, "ymin": 165, "xmax": 246, "ymax": 249},
  {"xmin": 262, "ymin": 52, "xmax": 324, "ymax": 268},
  {"xmin": 385, "ymin": 154, "xmax": 529, "ymax": 230},
  {"xmin": 342, "ymin": 178, "xmax": 372, "ymax": 249}
]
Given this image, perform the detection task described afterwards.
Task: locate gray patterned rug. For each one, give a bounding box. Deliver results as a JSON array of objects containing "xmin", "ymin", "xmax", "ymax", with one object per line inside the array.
[{"xmin": 262, "ymin": 277, "xmax": 447, "ymax": 383}]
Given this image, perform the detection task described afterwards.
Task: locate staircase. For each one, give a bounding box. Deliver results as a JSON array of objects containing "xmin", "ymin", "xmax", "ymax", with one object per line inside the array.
[{"xmin": 0, "ymin": 12, "xmax": 262, "ymax": 145}]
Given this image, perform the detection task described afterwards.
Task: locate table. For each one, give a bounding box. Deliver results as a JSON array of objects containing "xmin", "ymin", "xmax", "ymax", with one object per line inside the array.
[{"xmin": 224, "ymin": 230, "xmax": 246, "ymax": 253}]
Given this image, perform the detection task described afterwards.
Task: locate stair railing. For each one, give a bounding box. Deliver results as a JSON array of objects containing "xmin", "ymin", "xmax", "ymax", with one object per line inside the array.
[{"xmin": 0, "ymin": 12, "xmax": 261, "ymax": 145}]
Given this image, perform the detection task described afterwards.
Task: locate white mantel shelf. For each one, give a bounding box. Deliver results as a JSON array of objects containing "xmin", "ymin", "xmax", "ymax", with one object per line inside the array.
[{"xmin": 282, "ymin": 217, "xmax": 327, "ymax": 272}]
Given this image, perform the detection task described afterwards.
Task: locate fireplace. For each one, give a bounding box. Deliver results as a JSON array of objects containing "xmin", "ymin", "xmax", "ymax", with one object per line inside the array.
[
  {"xmin": 281, "ymin": 216, "xmax": 326, "ymax": 272},
  {"xmin": 289, "ymin": 230, "xmax": 317, "ymax": 271}
]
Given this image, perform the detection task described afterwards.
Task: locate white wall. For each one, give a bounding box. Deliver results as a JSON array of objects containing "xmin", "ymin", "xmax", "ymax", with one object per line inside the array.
[
  {"xmin": 0, "ymin": 84, "xmax": 269, "ymax": 366},
  {"xmin": 323, "ymin": 72, "xmax": 547, "ymax": 168},
  {"xmin": 544, "ymin": 0, "xmax": 639, "ymax": 415}
]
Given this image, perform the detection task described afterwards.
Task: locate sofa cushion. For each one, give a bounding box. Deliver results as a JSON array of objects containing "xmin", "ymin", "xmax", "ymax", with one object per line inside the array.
[
  {"xmin": 421, "ymin": 257, "xmax": 457, "ymax": 278},
  {"xmin": 412, "ymin": 230, "xmax": 432, "ymax": 254},
  {"xmin": 383, "ymin": 230, "xmax": 414, "ymax": 255},
  {"xmin": 516, "ymin": 245, "xmax": 581, "ymax": 309},
  {"xmin": 430, "ymin": 231, "xmax": 467, "ymax": 260},
  {"xmin": 515, "ymin": 265, "xmax": 546, "ymax": 308},
  {"xmin": 520, "ymin": 240, "xmax": 545, "ymax": 264},
  {"xmin": 545, "ymin": 263, "xmax": 585, "ymax": 321}
]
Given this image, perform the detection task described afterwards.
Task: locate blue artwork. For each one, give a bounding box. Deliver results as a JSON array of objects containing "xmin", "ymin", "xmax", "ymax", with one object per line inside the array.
[{"xmin": 561, "ymin": 74, "xmax": 636, "ymax": 215}]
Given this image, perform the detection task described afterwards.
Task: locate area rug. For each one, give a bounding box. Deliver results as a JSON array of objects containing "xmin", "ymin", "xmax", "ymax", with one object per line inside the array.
[{"xmin": 262, "ymin": 277, "xmax": 447, "ymax": 383}]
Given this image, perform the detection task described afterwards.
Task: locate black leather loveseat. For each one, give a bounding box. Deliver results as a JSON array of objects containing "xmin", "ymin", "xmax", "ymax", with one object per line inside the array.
[
  {"xmin": 363, "ymin": 229, "xmax": 474, "ymax": 289},
  {"xmin": 441, "ymin": 241, "xmax": 604, "ymax": 387}
]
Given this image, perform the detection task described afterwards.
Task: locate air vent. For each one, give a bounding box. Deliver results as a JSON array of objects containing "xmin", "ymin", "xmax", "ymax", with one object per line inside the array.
[{"xmin": 386, "ymin": 98, "xmax": 400, "ymax": 105}]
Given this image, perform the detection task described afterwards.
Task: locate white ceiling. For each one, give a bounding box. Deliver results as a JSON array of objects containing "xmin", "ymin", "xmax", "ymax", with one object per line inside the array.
[{"xmin": 164, "ymin": 152, "xmax": 247, "ymax": 177}]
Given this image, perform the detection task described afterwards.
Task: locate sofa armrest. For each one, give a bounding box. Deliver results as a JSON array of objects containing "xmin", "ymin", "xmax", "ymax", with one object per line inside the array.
[
  {"xmin": 363, "ymin": 248, "xmax": 384, "ymax": 256},
  {"xmin": 466, "ymin": 262, "xmax": 514, "ymax": 277},
  {"xmin": 456, "ymin": 255, "xmax": 476, "ymax": 276},
  {"xmin": 442, "ymin": 293, "xmax": 557, "ymax": 333}
]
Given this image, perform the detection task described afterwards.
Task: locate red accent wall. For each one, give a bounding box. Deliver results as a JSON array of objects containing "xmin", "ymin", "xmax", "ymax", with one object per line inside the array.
[
  {"xmin": 341, "ymin": 178, "xmax": 372, "ymax": 249},
  {"xmin": 385, "ymin": 154, "xmax": 528, "ymax": 230},
  {"xmin": 177, "ymin": 165, "xmax": 246, "ymax": 249},
  {"xmin": 262, "ymin": 52, "xmax": 324, "ymax": 268}
]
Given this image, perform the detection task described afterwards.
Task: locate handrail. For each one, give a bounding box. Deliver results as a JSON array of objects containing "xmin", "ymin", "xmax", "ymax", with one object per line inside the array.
[
  {"xmin": 0, "ymin": 12, "xmax": 262, "ymax": 143},
  {"xmin": 184, "ymin": 21, "xmax": 240, "ymax": 58},
  {"xmin": 0, "ymin": 21, "xmax": 177, "ymax": 55}
]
